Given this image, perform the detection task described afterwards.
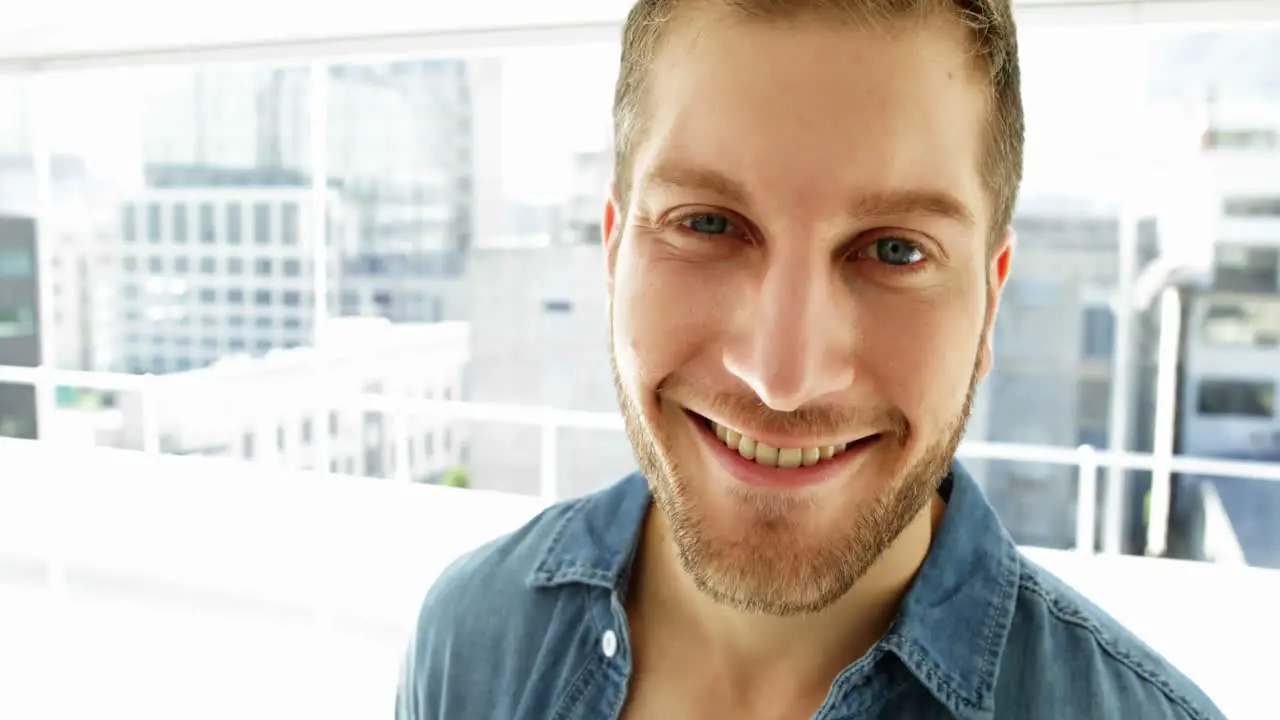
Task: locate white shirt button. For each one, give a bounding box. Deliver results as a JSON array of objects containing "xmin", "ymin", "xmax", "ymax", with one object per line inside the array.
[{"xmin": 601, "ymin": 629, "xmax": 618, "ymax": 658}]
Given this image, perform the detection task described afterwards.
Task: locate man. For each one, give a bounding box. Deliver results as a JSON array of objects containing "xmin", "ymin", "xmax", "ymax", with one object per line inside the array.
[{"xmin": 397, "ymin": 0, "xmax": 1227, "ymax": 717}]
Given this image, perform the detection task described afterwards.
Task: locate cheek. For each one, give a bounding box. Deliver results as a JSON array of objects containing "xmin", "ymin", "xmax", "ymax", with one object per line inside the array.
[
  {"xmin": 859, "ymin": 291, "xmax": 983, "ymax": 420},
  {"xmin": 611, "ymin": 248, "xmax": 718, "ymax": 393}
]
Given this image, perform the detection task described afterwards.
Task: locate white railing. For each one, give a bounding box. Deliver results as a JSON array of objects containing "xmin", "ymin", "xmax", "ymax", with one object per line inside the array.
[{"xmin": 4, "ymin": 364, "xmax": 1280, "ymax": 559}]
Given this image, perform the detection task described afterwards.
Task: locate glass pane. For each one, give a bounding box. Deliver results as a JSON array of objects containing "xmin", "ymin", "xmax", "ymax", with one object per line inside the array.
[
  {"xmin": 326, "ymin": 48, "xmax": 628, "ymax": 490},
  {"xmin": 31, "ymin": 63, "xmax": 318, "ymax": 460}
]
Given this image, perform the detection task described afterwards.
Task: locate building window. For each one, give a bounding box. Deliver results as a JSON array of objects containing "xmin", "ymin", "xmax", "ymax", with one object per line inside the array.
[
  {"xmin": 0, "ymin": 306, "xmax": 36, "ymax": 338},
  {"xmin": 174, "ymin": 257, "xmax": 190, "ymax": 274},
  {"xmin": 147, "ymin": 203, "xmax": 162, "ymax": 243},
  {"xmin": 199, "ymin": 203, "xmax": 216, "ymax": 243},
  {"xmin": 255, "ymin": 290, "xmax": 272, "ymax": 306},
  {"xmin": 282, "ymin": 203, "xmax": 299, "ymax": 245},
  {"xmin": 282, "ymin": 259, "xmax": 301, "ymax": 277},
  {"xmin": 255, "ymin": 316, "xmax": 272, "ymax": 329},
  {"xmin": 199, "ymin": 289, "xmax": 217, "ymax": 304},
  {"xmin": 228, "ymin": 257, "xmax": 243, "ymax": 275},
  {"xmin": 228, "ymin": 289, "xmax": 244, "ymax": 305},
  {"xmin": 301, "ymin": 418, "xmax": 312, "ymax": 443},
  {"xmin": 255, "ymin": 258, "xmax": 272, "ymax": 277},
  {"xmin": 122, "ymin": 204, "xmax": 137, "ymax": 243},
  {"xmin": 122, "ymin": 256, "xmax": 138, "ymax": 272},
  {"xmin": 227, "ymin": 203, "xmax": 243, "ymax": 244},
  {"xmin": 229, "ymin": 315, "xmax": 245, "ymax": 327},
  {"xmin": 173, "ymin": 204, "xmax": 189, "ymax": 243},
  {"xmin": 1223, "ymin": 196, "xmax": 1280, "ymax": 218},
  {"xmin": 1081, "ymin": 306, "xmax": 1114, "ymax": 359},
  {"xmin": 0, "ymin": 249, "xmax": 33, "ymax": 278},
  {"xmin": 1201, "ymin": 298, "xmax": 1280, "ymax": 349},
  {"xmin": 277, "ymin": 426, "xmax": 287, "ymax": 452},
  {"xmin": 254, "ymin": 202, "xmax": 271, "ymax": 245},
  {"xmin": 200, "ymin": 257, "xmax": 216, "ymax": 274},
  {"xmin": 243, "ymin": 432, "xmax": 255, "ymax": 459},
  {"xmin": 1197, "ymin": 379, "xmax": 1275, "ymax": 419},
  {"xmin": 283, "ymin": 318, "xmax": 302, "ymax": 330},
  {"xmin": 148, "ymin": 256, "xmax": 163, "ymax": 274},
  {"xmin": 543, "ymin": 299, "xmax": 573, "ymax": 314},
  {"xmin": 1215, "ymin": 245, "xmax": 1279, "ymax": 294},
  {"xmin": 282, "ymin": 291, "xmax": 301, "ymax": 307}
]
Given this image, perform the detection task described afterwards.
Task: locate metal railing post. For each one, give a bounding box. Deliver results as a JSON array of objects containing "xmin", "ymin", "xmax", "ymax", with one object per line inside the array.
[
  {"xmin": 1075, "ymin": 445, "xmax": 1099, "ymax": 554},
  {"xmin": 539, "ymin": 413, "xmax": 559, "ymax": 503}
]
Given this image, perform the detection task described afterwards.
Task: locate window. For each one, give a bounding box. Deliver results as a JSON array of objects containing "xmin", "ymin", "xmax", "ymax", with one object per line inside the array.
[
  {"xmin": 199, "ymin": 203, "xmax": 216, "ymax": 243},
  {"xmin": 1081, "ymin": 306, "xmax": 1114, "ymax": 359},
  {"xmin": 282, "ymin": 259, "xmax": 301, "ymax": 276},
  {"xmin": 147, "ymin": 203, "xmax": 163, "ymax": 243},
  {"xmin": 0, "ymin": 307, "xmax": 36, "ymax": 338},
  {"xmin": 254, "ymin": 202, "xmax": 271, "ymax": 245},
  {"xmin": 226, "ymin": 204, "xmax": 243, "ymax": 244},
  {"xmin": 199, "ymin": 289, "xmax": 217, "ymax": 304},
  {"xmin": 543, "ymin": 299, "xmax": 573, "ymax": 314},
  {"xmin": 1197, "ymin": 379, "xmax": 1276, "ymax": 418},
  {"xmin": 200, "ymin": 258, "xmax": 216, "ymax": 274},
  {"xmin": 148, "ymin": 256, "xmax": 163, "ymax": 273},
  {"xmin": 173, "ymin": 204, "xmax": 189, "ymax": 243},
  {"xmin": 282, "ymin": 203, "xmax": 299, "ymax": 245},
  {"xmin": 1223, "ymin": 196, "xmax": 1280, "ymax": 218},
  {"xmin": 1201, "ymin": 297, "xmax": 1280, "ymax": 348},
  {"xmin": 173, "ymin": 257, "xmax": 189, "ymax": 274},
  {"xmin": 122, "ymin": 204, "xmax": 137, "ymax": 243},
  {"xmin": 0, "ymin": 249, "xmax": 33, "ymax": 278},
  {"xmin": 122, "ymin": 256, "xmax": 137, "ymax": 272},
  {"xmin": 1215, "ymin": 246, "xmax": 1279, "ymax": 294},
  {"xmin": 282, "ymin": 291, "xmax": 301, "ymax": 307},
  {"xmin": 255, "ymin": 259, "xmax": 272, "ymax": 276},
  {"xmin": 255, "ymin": 317, "xmax": 272, "ymax": 329},
  {"xmin": 254, "ymin": 290, "xmax": 272, "ymax": 306},
  {"xmin": 228, "ymin": 289, "xmax": 244, "ymax": 305},
  {"xmin": 228, "ymin": 258, "xmax": 244, "ymax": 275}
]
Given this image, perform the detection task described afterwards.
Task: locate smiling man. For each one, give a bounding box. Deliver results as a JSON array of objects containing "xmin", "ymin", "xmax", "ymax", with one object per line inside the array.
[{"xmin": 396, "ymin": 1, "xmax": 1226, "ymax": 718}]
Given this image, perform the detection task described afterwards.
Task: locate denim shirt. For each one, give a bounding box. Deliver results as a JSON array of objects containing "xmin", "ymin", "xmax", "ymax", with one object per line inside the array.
[{"xmin": 396, "ymin": 463, "xmax": 1226, "ymax": 719}]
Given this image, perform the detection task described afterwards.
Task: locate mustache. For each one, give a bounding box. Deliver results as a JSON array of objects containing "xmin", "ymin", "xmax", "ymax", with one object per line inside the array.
[{"xmin": 657, "ymin": 375, "xmax": 909, "ymax": 442}]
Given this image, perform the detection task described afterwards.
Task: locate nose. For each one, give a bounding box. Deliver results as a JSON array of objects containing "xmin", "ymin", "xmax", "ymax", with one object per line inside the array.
[{"xmin": 722, "ymin": 249, "xmax": 853, "ymax": 412}]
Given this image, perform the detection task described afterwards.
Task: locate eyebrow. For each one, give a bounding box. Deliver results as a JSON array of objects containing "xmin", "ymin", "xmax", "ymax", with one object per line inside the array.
[{"xmin": 640, "ymin": 162, "xmax": 977, "ymax": 228}]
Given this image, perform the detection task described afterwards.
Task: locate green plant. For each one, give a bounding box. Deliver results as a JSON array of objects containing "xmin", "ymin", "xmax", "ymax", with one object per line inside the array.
[{"xmin": 440, "ymin": 465, "xmax": 470, "ymax": 489}]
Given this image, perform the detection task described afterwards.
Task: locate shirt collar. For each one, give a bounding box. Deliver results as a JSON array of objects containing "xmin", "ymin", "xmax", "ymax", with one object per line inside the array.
[{"xmin": 529, "ymin": 463, "xmax": 1020, "ymax": 719}]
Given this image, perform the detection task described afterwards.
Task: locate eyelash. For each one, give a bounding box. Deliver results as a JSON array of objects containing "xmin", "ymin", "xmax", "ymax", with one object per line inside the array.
[{"xmin": 672, "ymin": 212, "xmax": 931, "ymax": 274}]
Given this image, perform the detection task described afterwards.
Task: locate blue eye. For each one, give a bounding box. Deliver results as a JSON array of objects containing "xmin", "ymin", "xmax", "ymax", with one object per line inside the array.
[
  {"xmin": 682, "ymin": 214, "xmax": 732, "ymax": 235},
  {"xmin": 872, "ymin": 238, "xmax": 925, "ymax": 266}
]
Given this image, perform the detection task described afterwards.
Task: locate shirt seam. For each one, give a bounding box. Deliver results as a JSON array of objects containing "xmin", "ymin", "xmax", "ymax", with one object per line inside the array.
[{"xmin": 1018, "ymin": 570, "xmax": 1207, "ymax": 720}]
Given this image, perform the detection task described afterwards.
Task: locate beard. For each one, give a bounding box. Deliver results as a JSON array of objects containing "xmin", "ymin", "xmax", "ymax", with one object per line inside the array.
[{"xmin": 610, "ymin": 340, "xmax": 981, "ymax": 618}]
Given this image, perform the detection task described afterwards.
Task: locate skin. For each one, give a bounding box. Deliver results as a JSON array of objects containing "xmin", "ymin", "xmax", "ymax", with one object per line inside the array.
[{"xmin": 603, "ymin": 8, "xmax": 1014, "ymax": 718}]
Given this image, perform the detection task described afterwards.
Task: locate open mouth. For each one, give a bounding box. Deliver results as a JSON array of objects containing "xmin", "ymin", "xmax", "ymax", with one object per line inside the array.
[{"xmin": 687, "ymin": 410, "xmax": 880, "ymax": 470}]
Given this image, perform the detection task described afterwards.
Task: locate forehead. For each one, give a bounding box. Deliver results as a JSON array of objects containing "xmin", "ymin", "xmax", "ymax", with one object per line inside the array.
[{"xmin": 632, "ymin": 11, "xmax": 991, "ymax": 229}]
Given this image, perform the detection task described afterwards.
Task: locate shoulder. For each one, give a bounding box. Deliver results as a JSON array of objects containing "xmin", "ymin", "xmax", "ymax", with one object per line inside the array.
[
  {"xmin": 395, "ymin": 497, "xmax": 587, "ymax": 720},
  {"xmin": 998, "ymin": 555, "xmax": 1226, "ymax": 720}
]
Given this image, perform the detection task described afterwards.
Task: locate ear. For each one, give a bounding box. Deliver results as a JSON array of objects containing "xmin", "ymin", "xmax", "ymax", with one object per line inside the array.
[
  {"xmin": 602, "ymin": 182, "xmax": 623, "ymax": 292},
  {"xmin": 977, "ymin": 227, "xmax": 1015, "ymax": 381}
]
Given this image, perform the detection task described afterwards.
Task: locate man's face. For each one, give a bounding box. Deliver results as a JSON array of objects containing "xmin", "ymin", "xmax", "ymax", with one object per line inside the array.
[{"xmin": 605, "ymin": 11, "xmax": 1013, "ymax": 616}]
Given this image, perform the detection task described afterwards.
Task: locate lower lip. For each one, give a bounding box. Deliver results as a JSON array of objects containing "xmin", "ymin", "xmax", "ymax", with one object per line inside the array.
[{"xmin": 687, "ymin": 411, "xmax": 876, "ymax": 491}]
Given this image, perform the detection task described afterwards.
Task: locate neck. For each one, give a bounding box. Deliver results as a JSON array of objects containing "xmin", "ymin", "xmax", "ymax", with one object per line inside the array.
[{"xmin": 630, "ymin": 495, "xmax": 944, "ymax": 697}]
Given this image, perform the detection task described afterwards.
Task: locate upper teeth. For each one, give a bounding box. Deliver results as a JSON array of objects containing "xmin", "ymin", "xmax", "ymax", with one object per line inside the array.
[{"xmin": 710, "ymin": 421, "xmax": 849, "ymax": 469}]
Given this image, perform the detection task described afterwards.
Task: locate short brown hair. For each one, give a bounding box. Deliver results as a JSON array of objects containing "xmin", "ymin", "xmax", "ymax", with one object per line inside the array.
[{"xmin": 612, "ymin": 0, "xmax": 1024, "ymax": 239}]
